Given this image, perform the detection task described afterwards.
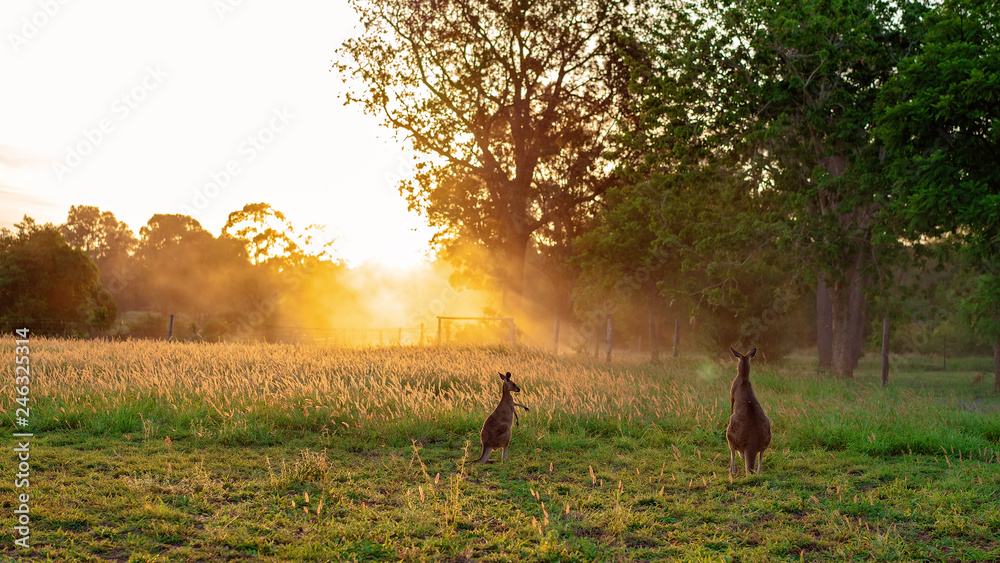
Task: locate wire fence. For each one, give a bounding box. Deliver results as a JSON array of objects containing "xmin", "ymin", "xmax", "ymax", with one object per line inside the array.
[
  {"xmin": 2, "ymin": 320, "xmax": 455, "ymax": 347},
  {"xmin": 269, "ymin": 326, "xmax": 426, "ymax": 346}
]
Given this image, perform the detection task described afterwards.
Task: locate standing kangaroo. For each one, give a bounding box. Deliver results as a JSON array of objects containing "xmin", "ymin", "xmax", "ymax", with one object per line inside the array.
[
  {"xmin": 726, "ymin": 347, "xmax": 771, "ymax": 475},
  {"xmin": 474, "ymin": 371, "xmax": 530, "ymax": 463}
]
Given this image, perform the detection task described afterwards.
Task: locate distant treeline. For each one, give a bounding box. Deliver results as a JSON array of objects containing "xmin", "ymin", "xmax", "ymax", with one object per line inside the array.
[
  {"xmin": 0, "ymin": 204, "xmax": 483, "ymax": 342},
  {"xmin": 0, "ymin": 201, "xmax": 990, "ymax": 360}
]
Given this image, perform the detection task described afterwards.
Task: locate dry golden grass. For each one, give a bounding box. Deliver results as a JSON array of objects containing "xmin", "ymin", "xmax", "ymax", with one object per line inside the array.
[{"xmin": 12, "ymin": 338, "xmax": 734, "ymax": 434}]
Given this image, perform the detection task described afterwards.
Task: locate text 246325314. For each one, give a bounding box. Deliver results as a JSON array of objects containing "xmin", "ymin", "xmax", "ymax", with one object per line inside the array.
[{"xmin": 13, "ymin": 327, "xmax": 32, "ymax": 549}]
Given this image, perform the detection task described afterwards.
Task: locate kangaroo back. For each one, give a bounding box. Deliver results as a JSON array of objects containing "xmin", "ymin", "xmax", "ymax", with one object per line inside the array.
[{"xmin": 726, "ymin": 347, "xmax": 771, "ymax": 475}]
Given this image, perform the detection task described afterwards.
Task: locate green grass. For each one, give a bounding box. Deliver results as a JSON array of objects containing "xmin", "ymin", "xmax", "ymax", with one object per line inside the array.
[{"xmin": 1, "ymin": 340, "xmax": 999, "ymax": 561}]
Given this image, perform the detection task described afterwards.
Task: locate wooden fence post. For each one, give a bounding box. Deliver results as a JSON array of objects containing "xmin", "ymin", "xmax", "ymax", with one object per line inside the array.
[{"xmin": 168, "ymin": 314, "xmax": 174, "ymax": 342}]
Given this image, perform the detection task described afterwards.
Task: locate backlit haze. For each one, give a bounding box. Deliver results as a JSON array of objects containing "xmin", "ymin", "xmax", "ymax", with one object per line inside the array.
[{"xmin": 0, "ymin": 0, "xmax": 435, "ymax": 269}]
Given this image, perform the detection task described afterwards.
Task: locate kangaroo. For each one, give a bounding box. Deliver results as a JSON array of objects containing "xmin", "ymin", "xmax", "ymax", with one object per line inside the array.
[
  {"xmin": 474, "ymin": 371, "xmax": 530, "ymax": 463},
  {"xmin": 726, "ymin": 347, "xmax": 771, "ymax": 475}
]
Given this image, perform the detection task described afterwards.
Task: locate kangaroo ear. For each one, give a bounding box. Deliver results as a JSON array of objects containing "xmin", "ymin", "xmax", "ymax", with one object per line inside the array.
[
  {"xmin": 748, "ymin": 348, "xmax": 757, "ymax": 358},
  {"xmin": 730, "ymin": 347, "xmax": 741, "ymax": 358},
  {"xmin": 498, "ymin": 372, "xmax": 505, "ymax": 380},
  {"xmin": 505, "ymin": 372, "xmax": 512, "ymax": 380}
]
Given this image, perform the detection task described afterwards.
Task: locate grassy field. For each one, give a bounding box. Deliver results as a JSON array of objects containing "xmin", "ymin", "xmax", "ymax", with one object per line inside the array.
[{"xmin": 1, "ymin": 338, "xmax": 999, "ymax": 562}]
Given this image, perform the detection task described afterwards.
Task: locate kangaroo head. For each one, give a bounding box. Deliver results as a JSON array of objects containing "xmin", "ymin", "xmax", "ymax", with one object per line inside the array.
[
  {"xmin": 730, "ymin": 347, "xmax": 757, "ymax": 377},
  {"xmin": 498, "ymin": 371, "xmax": 521, "ymax": 393}
]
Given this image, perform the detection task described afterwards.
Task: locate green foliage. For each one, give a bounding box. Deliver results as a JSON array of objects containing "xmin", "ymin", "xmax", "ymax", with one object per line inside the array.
[
  {"xmin": 870, "ymin": 242, "xmax": 993, "ymax": 355},
  {"xmin": 120, "ymin": 311, "xmax": 170, "ymax": 339},
  {"xmin": 878, "ymin": 0, "xmax": 1000, "ymax": 244},
  {"xmin": 578, "ymin": 0, "xmax": 824, "ymax": 357},
  {"xmin": 0, "ymin": 217, "xmax": 108, "ymax": 334},
  {"xmin": 707, "ymin": 0, "xmax": 918, "ymax": 291},
  {"xmin": 570, "ymin": 184, "xmax": 668, "ymax": 345},
  {"xmin": 584, "ymin": 0, "xmax": 929, "ymax": 372},
  {"xmin": 878, "ymin": 0, "xmax": 1000, "ymax": 343}
]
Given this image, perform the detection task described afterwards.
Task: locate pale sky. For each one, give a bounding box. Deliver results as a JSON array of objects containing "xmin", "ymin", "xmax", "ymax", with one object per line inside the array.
[{"xmin": 0, "ymin": 0, "xmax": 435, "ymax": 267}]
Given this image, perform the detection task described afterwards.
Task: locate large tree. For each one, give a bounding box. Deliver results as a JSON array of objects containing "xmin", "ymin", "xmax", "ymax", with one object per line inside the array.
[
  {"xmin": 732, "ymin": 0, "xmax": 923, "ymax": 377},
  {"xmin": 60, "ymin": 205, "xmax": 137, "ymax": 266},
  {"xmin": 134, "ymin": 214, "xmax": 255, "ymax": 318},
  {"xmin": 0, "ymin": 217, "xmax": 108, "ymax": 334},
  {"xmin": 601, "ymin": 0, "xmax": 920, "ymax": 374},
  {"xmin": 877, "ymin": 0, "xmax": 1000, "ymax": 390},
  {"xmin": 60, "ymin": 205, "xmax": 138, "ymax": 309},
  {"xmin": 335, "ymin": 0, "xmax": 639, "ymax": 314},
  {"xmin": 223, "ymin": 203, "xmax": 303, "ymax": 267}
]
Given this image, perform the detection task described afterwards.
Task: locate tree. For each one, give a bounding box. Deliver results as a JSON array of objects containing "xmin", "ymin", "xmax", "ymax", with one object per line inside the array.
[
  {"xmin": 222, "ymin": 203, "xmax": 304, "ymax": 267},
  {"xmin": 585, "ymin": 0, "xmax": 821, "ymax": 359},
  {"xmin": 571, "ymin": 183, "xmax": 668, "ymax": 352},
  {"xmin": 335, "ymin": 0, "xmax": 639, "ymax": 314},
  {"xmin": 738, "ymin": 0, "xmax": 923, "ymax": 377},
  {"xmin": 877, "ymin": 0, "xmax": 1000, "ymax": 390},
  {"xmin": 60, "ymin": 205, "xmax": 139, "ymax": 310},
  {"xmin": 0, "ymin": 217, "xmax": 107, "ymax": 334},
  {"xmin": 597, "ymin": 0, "xmax": 921, "ymax": 373},
  {"xmin": 134, "ymin": 214, "xmax": 255, "ymax": 318},
  {"xmin": 60, "ymin": 205, "xmax": 137, "ymax": 265}
]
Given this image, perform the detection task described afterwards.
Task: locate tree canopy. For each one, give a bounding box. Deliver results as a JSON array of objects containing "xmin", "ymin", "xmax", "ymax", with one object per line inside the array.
[
  {"xmin": 877, "ymin": 0, "xmax": 1000, "ymax": 389},
  {"xmin": 335, "ymin": 0, "xmax": 641, "ymax": 313},
  {"xmin": 0, "ymin": 217, "xmax": 107, "ymax": 334}
]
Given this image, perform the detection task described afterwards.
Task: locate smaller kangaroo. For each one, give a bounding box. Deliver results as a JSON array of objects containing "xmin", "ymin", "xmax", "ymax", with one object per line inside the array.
[
  {"xmin": 474, "ymin": 371, "xmax": 530, "ymax": 463},
  {"xmin": 726, "ymin": 347, "xmax": 771, "ymax": 476}
]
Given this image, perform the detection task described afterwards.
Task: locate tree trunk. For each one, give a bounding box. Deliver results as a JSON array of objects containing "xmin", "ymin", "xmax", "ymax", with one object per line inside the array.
[
  {"xmin": 829, "ymin": 250, "xmax": 868, "ymax": 378},
  {"xmin": 830, "ymin": 280, "xmax": 854, "ymax": 378},
  {"xmin": 500, "ymin": 230, "xmax": 531, "ymax": 316},
  {"xmin": 817, "ymin": 277, "xmax": 833, "ymax": 368}
]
